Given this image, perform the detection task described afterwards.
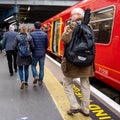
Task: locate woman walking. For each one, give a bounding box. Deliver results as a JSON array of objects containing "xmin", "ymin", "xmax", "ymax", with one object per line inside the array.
[{"xmin": 13, "ymin": 26, "xmax": 34, "ymax": 89}]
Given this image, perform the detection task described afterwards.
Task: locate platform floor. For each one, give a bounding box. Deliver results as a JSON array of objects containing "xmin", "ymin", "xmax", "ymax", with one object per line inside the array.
[
  {"xmin": 45, "ymin": 56, "xmax": 120, "ymax": 120},
  {"xmin": 0, "ymin": 53, "xmax": 119, "ymax": 120},
  {"xmin": 0, "ymin": 53, "xmax": 63, "ymax": 120},
  {"xmin": 0, "ymin": 53, "xmax": 91, "ymax": 120}
]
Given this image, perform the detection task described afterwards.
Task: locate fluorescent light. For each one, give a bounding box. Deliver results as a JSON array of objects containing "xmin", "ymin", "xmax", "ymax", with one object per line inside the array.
[
  {"xmin": 11, "ymin": 22, "xmax": 16, "ymax": 25},
  {"xmin": 8, "ymin": 20, "xmax": 16, "ymax": 23},
  {"xmin": 4, "ymin": 15, "xmax": 14, "ymax": 21},
  {"xmin": 27, "ymin": 6, "xmax": 30, "ymax": 11}
]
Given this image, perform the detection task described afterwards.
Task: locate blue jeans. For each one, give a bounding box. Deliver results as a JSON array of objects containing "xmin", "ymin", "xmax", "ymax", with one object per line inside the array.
[
  {"xmin": 31, "ymin": 56, "xmax": 45, "ymax": 82},
  {"xmin": 18, "ymin": 65, "xmax": 29, "ymax": 83}
]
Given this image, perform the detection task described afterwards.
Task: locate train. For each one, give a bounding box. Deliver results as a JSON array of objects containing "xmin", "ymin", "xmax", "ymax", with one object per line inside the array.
[{"xmin": 41, "ymin": 0, "xmax": 120, "ymax": 91}]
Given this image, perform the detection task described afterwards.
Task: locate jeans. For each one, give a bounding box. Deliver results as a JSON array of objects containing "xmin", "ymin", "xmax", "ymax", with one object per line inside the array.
[
  {"xmin": 18, "ymin": 65, "xmax": 29, "ymax": 83},
  {"xmin": 31, "ymin": 56, "xmax": 45, "ymax": 82}
]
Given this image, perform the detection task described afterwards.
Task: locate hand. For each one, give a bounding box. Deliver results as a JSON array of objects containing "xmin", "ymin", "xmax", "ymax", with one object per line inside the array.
[{"xmin": 69, "ymin": 22, "xmax": 76, "ymax": 30}]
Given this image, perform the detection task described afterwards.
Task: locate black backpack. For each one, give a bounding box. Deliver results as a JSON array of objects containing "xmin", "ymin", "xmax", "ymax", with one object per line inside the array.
[
  {"xmin": 18, "ymin": 35, "xmax": 31, "ymax": 57},
  {"xmin": 64, "ymin": 8, "xmax": 95, "ymax": 67}
]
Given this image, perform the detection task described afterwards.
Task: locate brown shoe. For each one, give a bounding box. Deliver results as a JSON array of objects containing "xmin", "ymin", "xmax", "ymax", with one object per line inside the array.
[
  {"xmin": 79, "ymin": 109, "xmax": 89, "ymax": 117},
  {"xmin": 38, "ymin": 81, "xmax": 43, "ymax": 86},
  {"xmin": 33, "ymin": 77, "xmax": 38, "ymax": 84},
  {"xmin": 20, "ymin": 81, "xmax": 24, "ymax": 89},
  {"xmin": 67, "ymin": 108, "xmax": 80, "ymax": 115}
]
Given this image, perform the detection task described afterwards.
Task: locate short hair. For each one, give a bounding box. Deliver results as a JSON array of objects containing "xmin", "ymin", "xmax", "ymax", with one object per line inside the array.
[
  {"xmin": 34, "ymin": 21, "xmax": 41, "ymax": 29},
  {"xmin": 71, "ymin": 8, "xmax": 84, "ymax": 18},
  {"xmin": 9, "ymin": 25, "xmax": 15, "ymax": 30}
]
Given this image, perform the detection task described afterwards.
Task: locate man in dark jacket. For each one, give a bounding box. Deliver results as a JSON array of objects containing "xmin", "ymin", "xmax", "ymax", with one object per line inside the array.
[
  {"xmin": 2, "ymin": 25, "xmax": 18, "ymax": 76},
  {"xmin": 30, "ymin": 21, "xmax": 48, "ymax": 86}
]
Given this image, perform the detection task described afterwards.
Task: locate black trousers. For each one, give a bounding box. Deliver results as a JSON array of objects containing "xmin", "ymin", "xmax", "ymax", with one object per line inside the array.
[{"xmin": 6, "ymin": 50, "xmax": 17, "ymax": 74}]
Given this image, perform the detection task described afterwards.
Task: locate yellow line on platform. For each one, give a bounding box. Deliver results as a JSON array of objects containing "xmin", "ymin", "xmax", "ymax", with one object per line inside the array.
[{"xmin": 44, "ymin": 66, "xmax": 92, "ymax": 120}]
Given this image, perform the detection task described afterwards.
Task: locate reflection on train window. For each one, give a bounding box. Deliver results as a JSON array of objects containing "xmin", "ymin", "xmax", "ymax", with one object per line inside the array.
[
  {"xmin": 52, "ymin": 19, "xmax": 60, "ymax": 53},
  {"xmin": 90, "ymin": 6, "xmax": 114, "ymax": 44}
]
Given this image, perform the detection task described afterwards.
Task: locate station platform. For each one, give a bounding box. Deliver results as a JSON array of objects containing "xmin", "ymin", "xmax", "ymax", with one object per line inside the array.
[{"xmin": 0, "ymin": 52, "xmax": 120, "ymax": 120}]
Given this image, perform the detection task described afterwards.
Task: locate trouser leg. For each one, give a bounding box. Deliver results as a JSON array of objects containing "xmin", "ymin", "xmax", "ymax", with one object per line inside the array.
[
  {"xmin": 80, "ymin": 77, "xmax": 90, "ymax": 114},
  {"xmin": 24, "ymin": 65, "xmax": 29, "ymax": 83},
  {"xmin": 31, "ymin": 57, "xmax": 38, "ymax": 78},
  {"xmin": 39, "ymin": 56, "xmax": 45, "ymax": 82},
  {"xmin": 63, "ymin": 76, "xmax": 79, "ymax": 109},
  {"xmin": 18, "ymin": 66, "xmax": 23, "ymax": 81},
  {"xmin": 13, "ymin": 51, "xmax": 17, "ymax": 71},
  {"xmin": 6, "ymin": 51, "xmax": 13, "ymax": 74}
]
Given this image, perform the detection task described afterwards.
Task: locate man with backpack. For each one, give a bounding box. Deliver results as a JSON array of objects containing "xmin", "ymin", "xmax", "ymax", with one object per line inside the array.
[{"xmin": 61, "ymin": 8, "xmax": 95, "ymax": 116}]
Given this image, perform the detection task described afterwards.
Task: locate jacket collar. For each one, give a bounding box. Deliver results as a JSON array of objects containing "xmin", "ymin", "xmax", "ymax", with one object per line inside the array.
[{"xmin": 35, "ymin": 29, "xmax": 41, "ymax": 31}]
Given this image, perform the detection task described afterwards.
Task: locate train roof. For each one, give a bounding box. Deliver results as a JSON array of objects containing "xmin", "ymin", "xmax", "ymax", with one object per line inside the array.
[{"xmin": 42, "ymin": 0, "xmax": 94, "ymax": 24}]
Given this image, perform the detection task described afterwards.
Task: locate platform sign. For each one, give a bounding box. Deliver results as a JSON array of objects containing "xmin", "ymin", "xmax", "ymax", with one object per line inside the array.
[{"xmin": 73, "ymin": 82, "xmax": 120, "ymax": 120}]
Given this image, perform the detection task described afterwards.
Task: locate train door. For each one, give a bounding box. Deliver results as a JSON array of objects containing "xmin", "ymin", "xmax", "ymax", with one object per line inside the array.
[{"xmin": 52, "ymin": 19, "xmax": 61, "ymax": 55}]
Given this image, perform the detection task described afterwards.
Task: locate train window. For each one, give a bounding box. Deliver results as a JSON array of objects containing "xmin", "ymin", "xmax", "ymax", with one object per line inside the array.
[
  {"xmin": 90, "ymin": 6, "xmax": 114, "ymax": 44},
  {"xmin": 52, "ymin": 19, "xmax": 60, "ymax": 53}
]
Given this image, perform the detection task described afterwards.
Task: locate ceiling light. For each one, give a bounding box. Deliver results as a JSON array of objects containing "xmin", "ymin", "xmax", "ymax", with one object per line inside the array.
[
  {"xmin": 4, "ymin": 15, "xmax": 14, "ymax": 21},
  {"xmin": 8, "ymin": 20, "xmax": 16, "ymax": 23},
  {"xmin": 11, "ymin": 22, "xmax": 16, "ymax": 25},
  {"xmin": 28, "ymin": 6, "xmax": 30, "ymax": 11}
]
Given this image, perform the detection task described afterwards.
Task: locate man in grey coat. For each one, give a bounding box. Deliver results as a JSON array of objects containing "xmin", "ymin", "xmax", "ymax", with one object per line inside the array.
[{"xmin": 2, "ymin": 25, "xmax": 18, "ymax": 76}]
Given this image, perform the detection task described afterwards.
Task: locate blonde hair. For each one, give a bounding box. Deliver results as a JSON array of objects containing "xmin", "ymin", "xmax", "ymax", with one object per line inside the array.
[
  {"xmin": 71, "ymin": 8, "xmax": 84, "ymax": 18},
  {"xmin": 20, "ymin": 25, "xmax": 28, "ymax": 34}
]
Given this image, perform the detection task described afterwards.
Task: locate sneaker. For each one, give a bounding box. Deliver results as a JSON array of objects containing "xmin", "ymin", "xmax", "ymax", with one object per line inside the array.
[
  {"xmin": 67, "ymin": 108, "xmax": 81, "ymax": 115},
  {"xmin": 24, "ymin": 83, "xmax": 28, "ymax": 88},
  {"xmin": 38, "ymin": 81, "xmax": 43, "ymax": 86},
  {"xmin": 20, "ymin": 81, "xmax": 24, "ymax": 89},
  {"xmin": 33, "ymin": 77, "xmax": 38, "ymax": 84}
]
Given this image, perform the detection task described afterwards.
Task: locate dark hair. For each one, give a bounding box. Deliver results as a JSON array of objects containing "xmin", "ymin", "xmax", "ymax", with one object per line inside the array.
[{"xmin": 34, "ymin": 21, "xmax": 41, "ymax": 29}]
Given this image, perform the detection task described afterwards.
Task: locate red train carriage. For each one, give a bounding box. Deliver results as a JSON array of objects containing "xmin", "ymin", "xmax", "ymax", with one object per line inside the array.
[{"xmin": 42, "ymin": 0, "xmax": 120, "ymax": 91}]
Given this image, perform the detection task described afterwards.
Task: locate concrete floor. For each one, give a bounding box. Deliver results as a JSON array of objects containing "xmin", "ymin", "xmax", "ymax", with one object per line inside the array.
[{"xmin": 0, "ymin": 53, "xmax": 62, "ymax": 120}]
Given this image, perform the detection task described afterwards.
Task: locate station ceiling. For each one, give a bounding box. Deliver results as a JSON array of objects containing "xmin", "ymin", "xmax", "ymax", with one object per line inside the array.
[
  {"xmin": 0, "ymin": 1, "xmax": 79, "ymax": 28},
  {"xmin": 18, "ymin": 5, "xmax": 69, "ymax": 23}
]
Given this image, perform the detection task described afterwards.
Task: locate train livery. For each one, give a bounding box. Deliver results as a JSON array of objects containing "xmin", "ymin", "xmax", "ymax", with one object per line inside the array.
[{"xmin": 41, "ymin": 0, "xmax": 120, "ymax": 91}]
